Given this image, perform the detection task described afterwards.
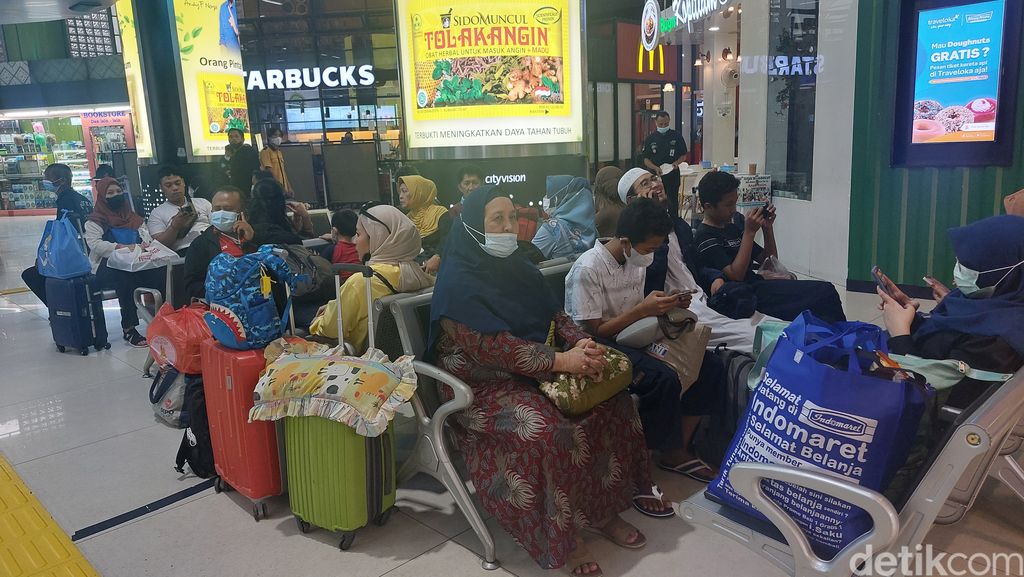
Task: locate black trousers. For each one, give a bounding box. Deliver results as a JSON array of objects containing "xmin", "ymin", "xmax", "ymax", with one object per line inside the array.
[
  {"xmin": 752, "ymin": 279, "xmax": 847, "ymax": 324},
  {"xmin": 95, "ymin": 259, "xmax": 166, "ymax": 330},
  {"xmin": 21, "ymin": 265, "xmax": 47, "ymax": 305},
  {"xmin": 662, "ymin": 169, "xmax": 681, "ymax": 218}
]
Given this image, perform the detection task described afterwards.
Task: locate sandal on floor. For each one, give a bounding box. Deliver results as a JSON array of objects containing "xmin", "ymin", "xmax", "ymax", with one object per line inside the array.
[
  {"xmin": 658, "ymin": 458, "xmax": 716, "ymax": 483},
  {"xmin": 566, "ymin": 537, "xmax": 603, "ymax": 577},
  {"xmin": 586, "ymin": 517, "xmax": 647, "ymax": 550},
  {"xmin": 123, "ymin": 328, "xmax": 148, "ymax": 348},
  {"xmin": 631, "ymin": 485, "xmax": 674, "ymax": 519}
]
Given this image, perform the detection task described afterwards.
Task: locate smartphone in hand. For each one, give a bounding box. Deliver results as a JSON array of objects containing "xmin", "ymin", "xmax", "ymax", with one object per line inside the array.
[{"xmin": 872, "ymin": 266, "xmax": 913, "ymax": 307}]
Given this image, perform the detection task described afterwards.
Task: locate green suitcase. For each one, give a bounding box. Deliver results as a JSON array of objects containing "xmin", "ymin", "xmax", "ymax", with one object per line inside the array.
[{"xmin": 285, "ymin": 416, "xmax": 397, "ymax": 550}]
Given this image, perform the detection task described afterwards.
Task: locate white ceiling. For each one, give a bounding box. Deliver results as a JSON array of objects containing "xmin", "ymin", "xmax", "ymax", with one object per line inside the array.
[{"xmin": 0, "ymin": 0, "xmax": 115, "ymax": 24}]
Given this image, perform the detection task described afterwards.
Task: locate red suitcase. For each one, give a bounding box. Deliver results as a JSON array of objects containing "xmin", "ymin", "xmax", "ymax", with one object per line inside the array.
[{"xmin": 201, "ymin": 338, "xmax": 282, "ymax": 521}]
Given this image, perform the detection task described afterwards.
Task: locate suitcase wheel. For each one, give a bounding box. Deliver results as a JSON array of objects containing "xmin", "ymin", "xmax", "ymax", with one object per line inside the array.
[
  {"xmin": 295, "ymin": 517, "xmax": 312, "ymax": 534},
  {"xmin": 80, "ymin": 349, "xmax": 89, "ymax": 356},
  {"xmin": 374, "ymin": 508, "xmax": 393, "ymax": 527},
  {"xmin": 96, "ymin": 342, "xmax": 110, "ymax": 351},
  {"xmin": 252, "ymin": 501, "xmax": 268, "ymax": 522},
  {"xmin": 213, "ymin": 477, "xmax": 233, "ymax": 494},
  {"xmin": 338, "ymin": 532, "xmax": 356, "ymax": 551},
  {"xmin": 56, "ymin": 345, "xmax": 65, "ymax": 353}
]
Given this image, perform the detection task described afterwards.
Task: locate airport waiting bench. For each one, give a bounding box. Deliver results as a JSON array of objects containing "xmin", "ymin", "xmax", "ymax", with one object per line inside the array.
[
  {"xmin": 356, "ymin": 258, "xmax": 577, "ymax": 571},
  {"xmin": 678, "ymin": 368, "xmax": 1024, "ymax": 577}
]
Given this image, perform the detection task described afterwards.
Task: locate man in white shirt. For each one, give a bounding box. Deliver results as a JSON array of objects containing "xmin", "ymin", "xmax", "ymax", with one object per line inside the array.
[
  {"xmin": 147, "ymin": 166, "xmax": 212, "ymax": 252},
  {"xmin": 617, "ymin": 167, "xmax": 776, "ymax": 353},
  {"xmin": 566, "ymin": 198, "xmax": 720, "ymax": 485}
]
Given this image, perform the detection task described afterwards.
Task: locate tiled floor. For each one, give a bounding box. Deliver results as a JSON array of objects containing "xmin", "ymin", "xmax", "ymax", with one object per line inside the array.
[{"xmin": 0, "ymin": 215, "xmax": 1021, "ymax": 577}]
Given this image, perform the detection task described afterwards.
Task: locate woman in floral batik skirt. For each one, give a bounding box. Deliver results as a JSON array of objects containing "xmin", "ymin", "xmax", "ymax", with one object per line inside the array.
[{"xmin": 428, "ymin": 186, "xmax": 669, "ymax": 576}]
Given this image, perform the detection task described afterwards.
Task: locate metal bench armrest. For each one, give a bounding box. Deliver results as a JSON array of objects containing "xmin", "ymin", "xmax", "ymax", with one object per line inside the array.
[
  {"xmin": 412, "ymin": 361, "xmax": 473, "ymax": 445},
  {"xmin": 729, "ymin": 462, "xmax": 900, "ymax": 576}
]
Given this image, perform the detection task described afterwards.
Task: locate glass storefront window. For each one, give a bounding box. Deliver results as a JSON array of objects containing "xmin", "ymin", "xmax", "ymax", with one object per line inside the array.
[{"xmin": 765, "ymin": 0, "xmax": 819, "ymax": 201}]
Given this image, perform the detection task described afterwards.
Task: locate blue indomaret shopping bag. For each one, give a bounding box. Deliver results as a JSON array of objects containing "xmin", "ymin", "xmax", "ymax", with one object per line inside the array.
[
  {"xmin": 708, "ymin": 312, "xmax": 932, "ymax": 559},
  {"xmin": 37, "ymin": 211, "xmax": 91, "ymax": 279}
]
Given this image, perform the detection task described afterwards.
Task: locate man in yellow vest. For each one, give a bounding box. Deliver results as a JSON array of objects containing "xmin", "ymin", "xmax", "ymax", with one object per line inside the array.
[{"xmin": 259, "ymin": 127, "xmax": 293, "ymax": 196}]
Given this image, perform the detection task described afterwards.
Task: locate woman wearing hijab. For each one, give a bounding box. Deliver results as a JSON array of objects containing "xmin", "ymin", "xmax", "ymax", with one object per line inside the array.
[
  {"xmin": 592, "ymin": 166, "xmax": 625, "ymax": 240},
  {"xmin": 83, "ymin": 177, "xmax": 166, "ymax": 347},
  {"xmin": 398, "ymin": 175, "xmax": 451, "ymax": 274},
  {"xmin": 879, "ymin": 214, "xmax": 1024, "ymax": 408},
  {"xmin": 533, "ymin": 175, "xmax": 598, "ymax": 260},
  {"xmin": 429, "ymin": 186, "xmax": 665, "ymax": 576},
  {"xmin": 309, "ymin": 203, "xmax": 435, "ymax": 352}
]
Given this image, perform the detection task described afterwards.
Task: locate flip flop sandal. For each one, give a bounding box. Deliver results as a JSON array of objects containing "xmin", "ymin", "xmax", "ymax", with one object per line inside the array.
[
  {"xmin": 631, "ymin": 485, "xmax": 675, "ymax": 519},
  {"xmin": 658, "ymin": 459, "xmax": 717, "ymax": 483},
  {"xmin": 585, "ymin": 519, "xmax": 647, "ymax": 550}
]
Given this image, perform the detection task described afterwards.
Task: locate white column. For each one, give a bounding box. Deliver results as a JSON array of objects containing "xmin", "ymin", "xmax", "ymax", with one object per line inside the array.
[{"xmin": 738, "ymin": 1, "xmax": 770, "ymax": 172}]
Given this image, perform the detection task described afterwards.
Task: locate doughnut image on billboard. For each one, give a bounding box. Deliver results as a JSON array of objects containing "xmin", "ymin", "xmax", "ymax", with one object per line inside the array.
[
  {"xmin": 398, "ymin": 0, "xmax": 584, "ymax": 148},
  {"xmin": 912, "ymin": 0, "xmax": 1005, "ymax": 144}
]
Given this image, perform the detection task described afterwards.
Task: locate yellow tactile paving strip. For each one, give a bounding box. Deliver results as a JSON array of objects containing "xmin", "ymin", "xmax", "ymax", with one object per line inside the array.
[{"xmin": 0, "ymin": 454, "xmax": 100, "ymax": 577}]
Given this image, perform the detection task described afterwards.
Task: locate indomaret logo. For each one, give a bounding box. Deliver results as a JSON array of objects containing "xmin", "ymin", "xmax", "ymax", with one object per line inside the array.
[{"xmin": 798, "ymin": 401, "xmax": 877, "ymax": 442}]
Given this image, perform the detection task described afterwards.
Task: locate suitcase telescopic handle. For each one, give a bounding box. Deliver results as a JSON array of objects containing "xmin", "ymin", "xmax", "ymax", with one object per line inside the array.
[
  {"xmin": 330, "ymin": 264, "xmax": 377, "ymax": 351},
  {"xmin": 332, "ymin": 264, "xmax": 374, "ymax": 278}
]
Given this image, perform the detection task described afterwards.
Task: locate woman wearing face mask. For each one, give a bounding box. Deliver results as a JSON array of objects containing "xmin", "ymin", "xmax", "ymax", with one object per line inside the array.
[
  {"xmin": 83, "ymin": 177, "xmax": 166, "ymax": 347},
  {"xmin": 308, "ymin": 203, "xmax": 435, "ymax": 352},
  {"xmin": 878, "ymin": 214, "xmax": 1024, "ymax": 409},
  {"xmin": 428, "ymin": 186, "xmax": 658, "ymax": 576},
  {"xmin": 397, "ymin": 175, "xmax": 451, "ymax": 275}
]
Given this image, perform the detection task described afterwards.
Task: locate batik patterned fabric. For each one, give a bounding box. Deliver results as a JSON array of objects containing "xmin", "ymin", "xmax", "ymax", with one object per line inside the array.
[
  {"xmin": 248, "ymin": 348, "xmax": 416, "ymax": 438},
  {"xmin": 435, "ymin": 312, "xmax": 653, "ymax": 570}
]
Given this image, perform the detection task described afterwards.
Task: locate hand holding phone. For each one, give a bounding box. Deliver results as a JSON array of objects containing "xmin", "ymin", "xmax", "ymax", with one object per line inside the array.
[
  {"xmin": 872, "ymin": 266, "xmax": 913, "ymax": 307},
  {"xmin": 923, "ymin": 275, "xmax": 951, "ymax": 303}
]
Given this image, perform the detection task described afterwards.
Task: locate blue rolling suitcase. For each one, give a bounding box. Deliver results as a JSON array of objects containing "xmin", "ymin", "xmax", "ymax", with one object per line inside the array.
[{"xmin": 46, "ymin": 275, "xmax": 111, "ymax": 355}]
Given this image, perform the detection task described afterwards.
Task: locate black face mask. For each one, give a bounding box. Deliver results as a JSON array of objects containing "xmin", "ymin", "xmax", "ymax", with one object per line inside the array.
[{"xmin": 107, "ymin": 195, "xmax": 126, "ymax": 211}]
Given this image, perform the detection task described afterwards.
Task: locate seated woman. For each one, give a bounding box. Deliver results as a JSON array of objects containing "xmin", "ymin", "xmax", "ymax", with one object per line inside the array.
[
  {"xmin": 397, "ymin": 175, "xmax": 451, "ymax": 275},
  {"xmin": 83, "ymin": 177, "xmax": 166, "ymax": 347},
  {"xmin": 429, "ymin": 186, "xmax": 665, "ymax": 576},
  {"xmin": 250, "ymin": 178, "xmax": 314, "ymax": 238},
  {"xmin": 309, "ymin": 203, "xmax": 435, "ymax": 352},
  {"xmin": 593, "ymin": 166, "xmax": 625, "ymax": 240},
  {"xmin": 878, "ymin": 214, "xmax": 1024, "ymax": 408},
  {"xmin": 533, "ymin": 175, "xmax": 597, "ymax": 260}
]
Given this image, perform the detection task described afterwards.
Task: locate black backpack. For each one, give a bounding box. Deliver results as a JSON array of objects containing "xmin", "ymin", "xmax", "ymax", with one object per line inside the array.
[
  {"xmin": 276, "ymin": 244, "xmax": 336, "ymax": 303},
  {"xmin": 175, "ymin": 375, "xmax": 215, "ymax": 478}
]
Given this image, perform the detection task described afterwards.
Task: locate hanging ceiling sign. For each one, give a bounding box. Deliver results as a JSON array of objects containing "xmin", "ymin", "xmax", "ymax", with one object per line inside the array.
[{"xmin": 641, "ymin": 0, "xmax": 661, "ymax": 51}]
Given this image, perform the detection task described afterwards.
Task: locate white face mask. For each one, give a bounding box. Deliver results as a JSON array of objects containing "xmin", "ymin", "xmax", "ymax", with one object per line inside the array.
[
  {"xmin": 623, "ymin": 243, "xmax": 655, "ymax": 269},
  {"xmin": 464, "ymin": 222, "xmax": 518, "ymax": 258},
  {"xmin": 210, "ymin": 210, "xmax": 239, "ymax": 232},
  {"xmin": 269, "ymin": 136, "xmax": 282, "ymax": 147}
]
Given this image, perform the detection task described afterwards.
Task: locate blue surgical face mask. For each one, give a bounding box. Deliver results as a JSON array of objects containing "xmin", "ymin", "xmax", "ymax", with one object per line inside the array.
[
  {"xmin": 656, "ymin": 126, "xmax": 670, "ymax": 134},
  {"xmin": 211, "ymin": 210, "xmax": 239, "ymax": 232},
  {"xmin": 41, "ymin": 180, "xmax": 59, "ymax": 193},
  {"xmin": 464, "ymin": 222, "xmax": 518, "ymax": 258},
  {"xmin": 953, "ymin": 259, "xmax": 1024, "ymax": 297}
]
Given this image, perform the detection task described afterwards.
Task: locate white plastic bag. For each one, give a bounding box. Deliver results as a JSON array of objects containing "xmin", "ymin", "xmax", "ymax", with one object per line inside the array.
[{"xmin": 107, "ymin": 240, "xmax": 177, "ymax": 272}]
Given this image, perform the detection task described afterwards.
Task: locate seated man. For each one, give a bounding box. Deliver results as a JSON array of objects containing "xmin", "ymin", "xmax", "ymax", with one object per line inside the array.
[
  {"xmin": 694, "ymin": 171, "xmax": 846, "ymax": 323},
  {"xmin": 182, "ymin": 186, "xmax": 302, "ymax": 302},
  {"xmin": 617, "ymin": 167, "xmax": 778, "ymax": 353},
  {"xmin": 566, "ymin": 198, "xmax": 722, "ymax": 483},
  {"xmin": 147, "ymin": 165, "xmax": 212, "ymax": 254}
]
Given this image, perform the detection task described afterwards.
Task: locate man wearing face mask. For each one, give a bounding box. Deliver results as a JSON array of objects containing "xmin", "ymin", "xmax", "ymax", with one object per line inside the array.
[
  {"xmin": 566, "ymin": 198, "xmax": 721, "ymax": 484},
  {"xmin": 21, "ymin": 163, "xmax": 95, "ymax": 306},
  {"xmin": 642, "ymin": 111, "xmax": 688, "ymax": 218},
  {"xmin": 181, "ymin": 185, "xmax": 302, "ymax": 302},
  {"xmin": 259, "ymin": 127, "xmax": 293, "ymax": 197}
]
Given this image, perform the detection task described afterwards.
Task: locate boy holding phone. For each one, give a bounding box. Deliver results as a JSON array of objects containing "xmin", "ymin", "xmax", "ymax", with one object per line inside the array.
[
  {"xmin": 147, "ymin": 165, "xmax": 213, "ymax": 253},
  {"xmin": 693, "ymin": 171, "xmax": 846, "ymax": 322}
]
